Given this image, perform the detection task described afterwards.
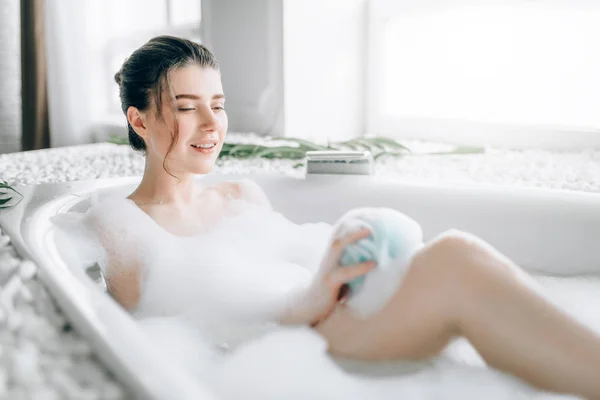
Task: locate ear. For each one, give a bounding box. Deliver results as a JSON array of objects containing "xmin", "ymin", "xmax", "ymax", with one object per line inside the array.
[{"xmin": 127, "ymin": 106, "xmax": 148, "ymax": 140}]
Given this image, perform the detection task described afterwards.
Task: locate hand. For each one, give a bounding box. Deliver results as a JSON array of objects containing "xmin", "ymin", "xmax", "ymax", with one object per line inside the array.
[{"xmin": 307, "ymin": 228, "xmax": 377, "ymax": 327}]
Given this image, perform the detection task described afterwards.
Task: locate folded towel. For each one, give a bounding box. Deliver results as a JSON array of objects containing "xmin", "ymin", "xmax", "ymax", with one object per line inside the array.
[{"xmin": 333, "ymin": 207, "xmax": 424, "ymax": 317}]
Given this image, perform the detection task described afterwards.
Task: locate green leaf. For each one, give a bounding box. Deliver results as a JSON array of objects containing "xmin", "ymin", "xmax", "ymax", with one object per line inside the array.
[
  {"xmin": 367, "ymin": 137, "xmax": 412, "ymax": 152},
  {"xmin": 254, "ymin": 146, "xmax": 307, "ymax": 159},
  {"xmin": 0, "ymin": 179, "xmax": 23, "ymax": 211},
  {"xmin": 0, "ymin": 182, "xmax": 21, "ymax": 197},
  {"xmin": 423, "ymin": 146, "xmax": 485, "ymax": 156},
  {"xmin": 373, "ymin": 151, "xmax": 409, "ymax": 161},
  {"xmin": 271, "ymin": 137, "xmax": 331, "ymax": 151},
  {"xmin": 336, "ymin": 138, "xmax": 368, "ymax": 150},
  {"xmin": 222, "ymin": 144, "xmax": 263, "ymax": 158},
  {"xmin": 356, "ymin": 138, "xmax": 386, "ymax": 150},
  {"xmin": 334, "ymin": 137, "xmax": 400, "ymax": 153},
  {"xmin": 106, "ymin": 134, "xmax": 483, "ymax": 163},
  {"xmin": 107, "ymin": 135, "xmax": 129, "ymax": 145}
]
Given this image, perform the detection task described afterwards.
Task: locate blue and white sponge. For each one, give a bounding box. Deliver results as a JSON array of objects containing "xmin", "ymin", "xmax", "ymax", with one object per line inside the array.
[{"xmin": 333, "ymin": 207, "xmax": 424, "ymax": 318}]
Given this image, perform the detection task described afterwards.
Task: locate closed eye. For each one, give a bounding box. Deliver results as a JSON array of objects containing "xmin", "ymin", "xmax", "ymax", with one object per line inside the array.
[
  {"xmin": 212, "ymin": 106, "xmax": 225, "ymax": 111},
  {"xmin": 178, "ymin": 107, "xmax": 195, "ymax": 112}
]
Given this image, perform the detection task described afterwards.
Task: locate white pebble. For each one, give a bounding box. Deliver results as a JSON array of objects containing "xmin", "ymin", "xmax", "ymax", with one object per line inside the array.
[
  {"xmin": 29, "ymin": 387, "xmax": 61, "ymax": 400},
  {"xmin": 100, "ymin": 381, "xmax": 125, "ymax": 400},
  {"xmin": 3, "ymin": 387, "xmax": 29, "ymax": 400},
  {"xmin": 17, "ymin": 284, "xmax": 34, "ymax": 304},
  {"xmin": 48, "ymin": 371, "xmax": 82, "ymax": 399},
  {"xmin": 74, "ymin": 387, "xmax": 100, "ymax": 400},
  {"xmin": 19, "ymin": 260, "xmax": 37, "ymax": 280},
  {"xmin": 39, "ymin": 354, "xmax": 73, "ymax": 371},
  {"xmin": 0, "ymin": 235, "xmax": 10, "ymax": 248},
  {"xmin": 7, "ymin": 312, "xmax": 24, "ymax": 332},
  {"xmin": 1, "ymin": 274, "xmax": 22, "ymax": 303},
  {"xmin": 45, "ymin": 310, "xmax": 67, "ymax": 330},
  {"xmin": 0, "ymin": 254, "xmax": 19, "ymax": 274},
  {"xmin": 70, "ymin": 361, "xmax": 106, "ymax": 386},
  {"xmin": 65, "ymin": 337, "xmax": 92, "ymax": 358},
  {"xmin": 0, "ymin": 369, "xmax": 7, "ymax": 397},
  {"xmin": 11, "ymin": 342, "xmax": 43, "ymax": 387},
  {"xmin": 0, "ymin": 244, "xmax": 14, "ymax": 256}
]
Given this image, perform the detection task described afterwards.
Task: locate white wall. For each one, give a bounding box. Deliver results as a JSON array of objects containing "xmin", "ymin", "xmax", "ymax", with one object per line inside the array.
[
  {"xmin": 201, "ymin": 0, "xmax": 284, "ymax": 136},
  {"xmin": 201, "ymin": 0, "xmax": 366, "ymax": 141},
  {"xmin": 283, "ymin": 0, "xmax": 366, "ymax": 142}
]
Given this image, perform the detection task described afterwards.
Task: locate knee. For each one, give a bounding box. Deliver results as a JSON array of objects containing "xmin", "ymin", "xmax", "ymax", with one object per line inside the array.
[
  {"xmin": 414, "ymin": 229, "xmax": 523, "ymax": 288},
  {"xmin": 418, "ymin": 229, "xmax": 481, "ymax": 264},
  {"xmin": 409, "ymin": 229, "xmax": 492, "ymax": 284}
]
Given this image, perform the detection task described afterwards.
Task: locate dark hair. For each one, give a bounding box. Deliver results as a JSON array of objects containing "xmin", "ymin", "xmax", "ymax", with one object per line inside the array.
[{"xmin": 114, "ymin": 35, "xmax": 219, "ymax": 174}]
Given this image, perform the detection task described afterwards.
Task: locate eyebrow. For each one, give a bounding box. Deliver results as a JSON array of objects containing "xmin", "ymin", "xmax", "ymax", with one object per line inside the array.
[{"xmin": 174, "ymin": 94, "xmax": 225, "ymax": 100}]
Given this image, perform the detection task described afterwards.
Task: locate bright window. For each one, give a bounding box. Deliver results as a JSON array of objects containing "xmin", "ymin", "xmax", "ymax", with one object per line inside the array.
[
  {"xmin": 367, "ymin": 0, "xmax": 600, "ymax": 148},
  {"xmin": 86, "ymin": 0, "xmax": 202, "ymax": 123}
]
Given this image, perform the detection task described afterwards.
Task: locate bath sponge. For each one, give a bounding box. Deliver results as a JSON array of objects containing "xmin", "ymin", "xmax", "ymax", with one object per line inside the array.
[{"xmin": 333, "ymin": 208, "xmax": 423, "ymax": 317}]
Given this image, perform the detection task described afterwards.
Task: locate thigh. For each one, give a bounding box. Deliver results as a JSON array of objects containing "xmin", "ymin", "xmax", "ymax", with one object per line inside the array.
[{"xmin": 315, "ymin": 246, "xmax": 459, "ymax": 361}]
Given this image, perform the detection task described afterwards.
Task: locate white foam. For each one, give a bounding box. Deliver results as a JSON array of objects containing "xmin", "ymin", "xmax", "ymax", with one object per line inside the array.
[{"xmin": 59, "ymin": 198, "xmax": 598, "ymax": 399}]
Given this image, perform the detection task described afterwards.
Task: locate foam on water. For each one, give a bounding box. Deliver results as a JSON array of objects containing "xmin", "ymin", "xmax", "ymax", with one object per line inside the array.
[{"xmin": 51, "ymin": 196, "xmax": 598, "ymax": 400}]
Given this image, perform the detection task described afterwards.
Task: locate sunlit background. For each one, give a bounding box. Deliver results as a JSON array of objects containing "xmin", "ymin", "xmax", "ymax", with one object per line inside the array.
[
  {"xmin": 375, "ymin": 0, "xmax": 600, "ymax": 147},
  {"xmin": 1, "ymin": 0, "xmax": 600, "ymax": 154}
]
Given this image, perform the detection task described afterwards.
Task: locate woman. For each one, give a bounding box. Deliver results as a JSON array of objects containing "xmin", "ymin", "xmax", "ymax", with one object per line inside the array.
[{"xmin": 103, "ymin": 35, "xmax": 600, "ymax": 398}]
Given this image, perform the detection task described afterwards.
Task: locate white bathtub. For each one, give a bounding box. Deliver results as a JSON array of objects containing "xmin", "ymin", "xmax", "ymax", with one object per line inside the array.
[{"xmin": 2, "ymin": 172, "xmax": 600, "ymax": 399}]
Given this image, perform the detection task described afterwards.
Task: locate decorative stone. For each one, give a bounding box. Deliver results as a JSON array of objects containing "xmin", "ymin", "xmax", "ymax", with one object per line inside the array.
[
  {"xmin": 48, "ymin": 371, "xmax": 82, "ymax": 399},
  {"xmin": 29, "ymin": 387, "xmax": 61, "ymax": 400},
  {"xmin": 11, "ymin": 342, "xmax": 43, "ymax": 387},
  {"xmin": 0, "ymin": 236, "xmax": 10, "ymax": 248},
  {"xmin": 19, "ymin": 261, "xmax": 37, "ymax": 280}
]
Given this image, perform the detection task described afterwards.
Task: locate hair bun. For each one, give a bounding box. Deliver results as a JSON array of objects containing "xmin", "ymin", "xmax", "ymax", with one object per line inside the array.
[{"xmin": 114, "ymin": 71, "xmax": 123, "ymax": 85}]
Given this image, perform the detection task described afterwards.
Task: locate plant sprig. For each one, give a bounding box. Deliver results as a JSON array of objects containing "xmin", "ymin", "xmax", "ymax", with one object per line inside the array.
[
  {"xmin": 107, "ymin": 135, "xmax": 484, "ymax": 165},
  {"xmin": 0, "ymin": 181, "xmax": 22, "ymax": 210}
]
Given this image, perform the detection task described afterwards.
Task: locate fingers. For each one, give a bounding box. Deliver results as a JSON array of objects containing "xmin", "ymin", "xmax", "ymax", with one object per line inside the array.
[
  {"xmin": 333, "ymin": 228, "xmax": 372, "ymax": 251},
  {"xmin": 330, "ymin": 260, "xmax": 376, "ymax": 284},
  {"xmin": 324, "ymin": 228, "xmax": 371, "ymax": 265}
]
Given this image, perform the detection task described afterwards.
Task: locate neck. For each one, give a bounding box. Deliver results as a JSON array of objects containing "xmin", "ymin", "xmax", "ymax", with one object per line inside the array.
[{"xmin": 131, "ymin": 158, "xmax": 199, "ymax": 206}]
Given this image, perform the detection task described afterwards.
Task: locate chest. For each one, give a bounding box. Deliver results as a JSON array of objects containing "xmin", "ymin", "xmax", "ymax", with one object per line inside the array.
[{"xmin": 148, "ymin": 193, "xmax": 242, "ymax": 237}]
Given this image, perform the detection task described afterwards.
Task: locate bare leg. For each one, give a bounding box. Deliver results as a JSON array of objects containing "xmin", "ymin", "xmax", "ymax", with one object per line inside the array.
[
  {"xmin": 317, "ymin": 231, "xmax": 600, "ymax": 399},
  {"xmin": 448, "ymin": 233, "xmax": 600, "ymax": 398}
]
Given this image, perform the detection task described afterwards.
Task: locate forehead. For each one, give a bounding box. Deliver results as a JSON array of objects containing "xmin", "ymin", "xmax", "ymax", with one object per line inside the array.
[{"xmin": 167, "ymin": 65, "xmax": 223, "ymax": 98}]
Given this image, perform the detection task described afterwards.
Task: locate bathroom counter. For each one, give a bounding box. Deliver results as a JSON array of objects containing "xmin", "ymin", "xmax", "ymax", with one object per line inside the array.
[{"xmin": 1, "ymin": 134, "xmax": 600, "ymax": 399}]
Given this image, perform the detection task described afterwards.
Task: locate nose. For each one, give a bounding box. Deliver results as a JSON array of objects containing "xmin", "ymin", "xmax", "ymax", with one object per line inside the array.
[{"xmin": 199, "ymin": 106, "xmax": 220, "ymax": 132}]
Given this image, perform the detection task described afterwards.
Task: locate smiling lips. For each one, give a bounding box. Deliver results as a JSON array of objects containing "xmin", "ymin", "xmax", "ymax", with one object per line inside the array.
[{"xmin": 191, "ymin": 141, "xmax": 218, "ymax": 154}]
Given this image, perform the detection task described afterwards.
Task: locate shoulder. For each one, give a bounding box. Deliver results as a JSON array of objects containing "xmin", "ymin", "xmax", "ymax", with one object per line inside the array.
[
  {"xmin": 216, "ymin": 179, "xmax": 272, "ymax": 209},
  {"xmin": 74, "ymin": 197, "xmax": 148, "ymax": 263},
  {"xmin": 84, "ymin": 198, "xmax": 133, "ymax": 237}
]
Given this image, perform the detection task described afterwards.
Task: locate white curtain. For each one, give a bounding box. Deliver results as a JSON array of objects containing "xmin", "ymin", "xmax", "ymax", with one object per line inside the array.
[
  {"xmin": 44, "ymin": 0, "xmax": 97, "ymax": 147},
  {"xmin": 0, "ymin": 0, "xmax": 21, "ymax": 153}
]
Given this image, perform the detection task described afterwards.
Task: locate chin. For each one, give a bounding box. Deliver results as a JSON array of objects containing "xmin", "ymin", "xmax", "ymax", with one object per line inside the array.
[{"xmin": 189, "ymin": 163, "xmax": 215, "ymax": 175}]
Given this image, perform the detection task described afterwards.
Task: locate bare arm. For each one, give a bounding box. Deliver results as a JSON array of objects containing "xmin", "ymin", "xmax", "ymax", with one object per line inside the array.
[
  {"xmin": 104, "ymin": 256, "xmax": 141, "ymax": 311},
  {"xmin": 88, "ymin": 213, "xmax": 142, "ymax": 311}
]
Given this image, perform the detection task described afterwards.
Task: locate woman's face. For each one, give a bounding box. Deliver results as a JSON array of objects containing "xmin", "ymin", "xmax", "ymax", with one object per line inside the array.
[{"xmin": 144, "ymin": 65, "xmax": 228, "ymax": 175}]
